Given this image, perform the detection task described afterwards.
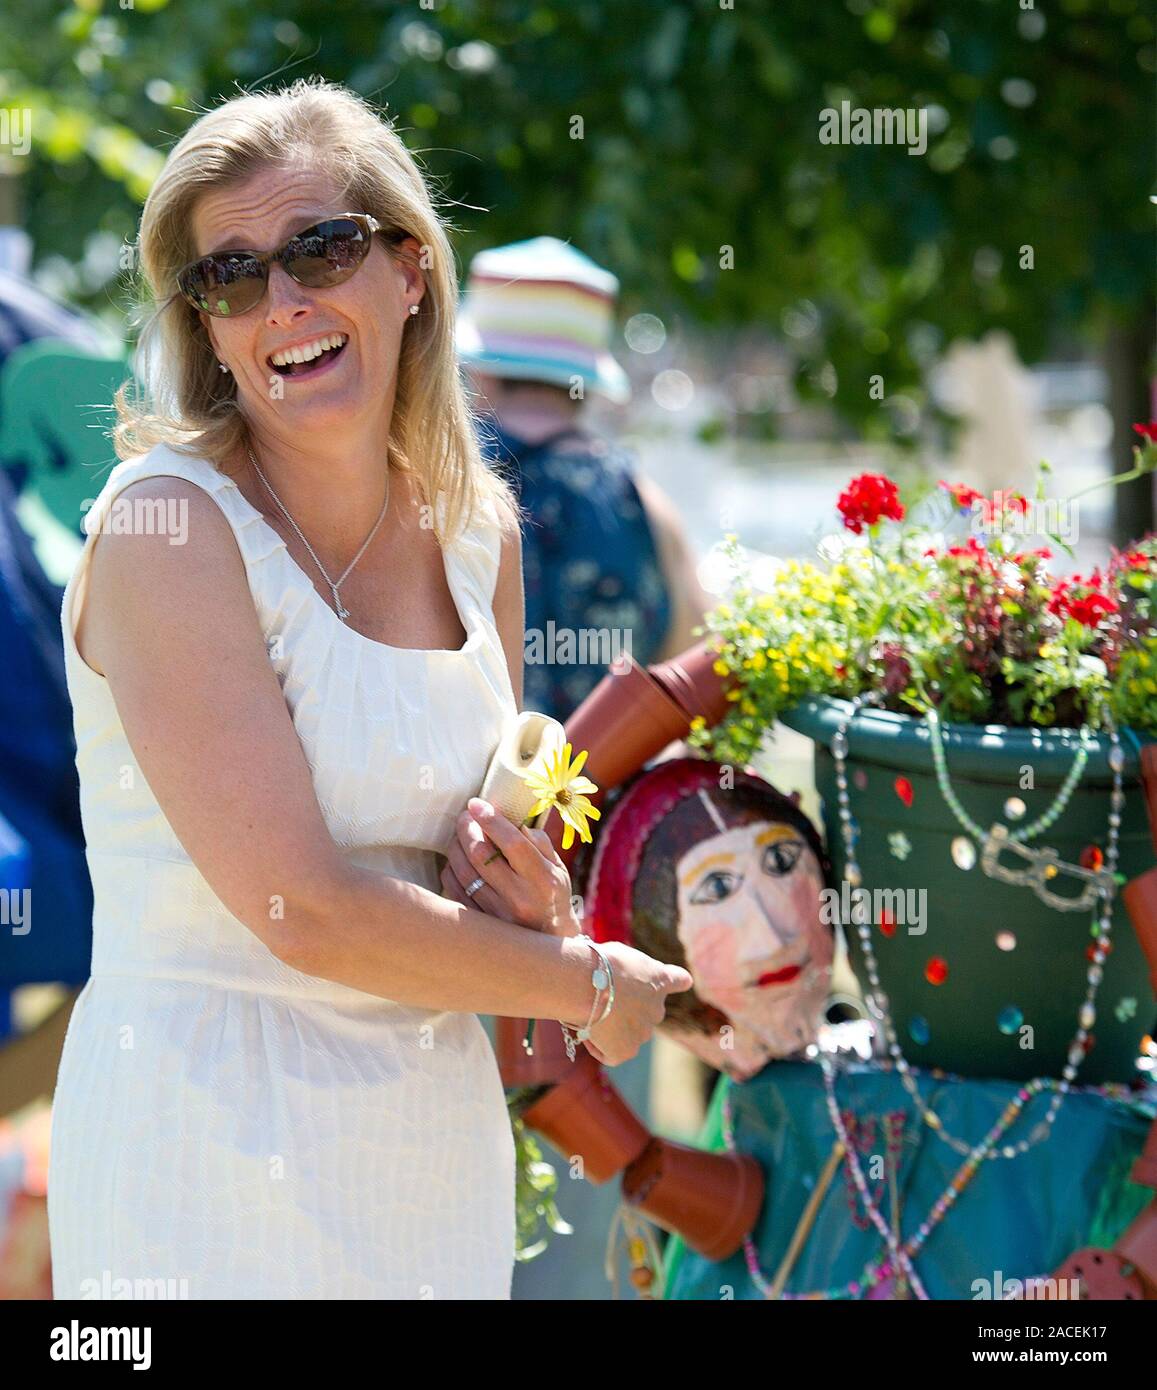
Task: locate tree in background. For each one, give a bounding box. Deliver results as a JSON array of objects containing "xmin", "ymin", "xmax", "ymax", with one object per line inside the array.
[{"xmin": 1, "ymin": 0, "xmax": 1151, "ymax": 536}]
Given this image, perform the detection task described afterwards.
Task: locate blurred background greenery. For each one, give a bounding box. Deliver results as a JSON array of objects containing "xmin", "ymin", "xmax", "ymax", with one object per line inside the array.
[{"xmin": 1, "ymin": 0, "xmax": 1153, "ymax": 538}]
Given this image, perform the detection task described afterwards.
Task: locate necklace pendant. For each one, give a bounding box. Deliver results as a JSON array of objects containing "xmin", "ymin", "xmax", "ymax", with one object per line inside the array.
[{"xmin": 335, "ymin": 603, "xmax": 350, "ymax": 621}]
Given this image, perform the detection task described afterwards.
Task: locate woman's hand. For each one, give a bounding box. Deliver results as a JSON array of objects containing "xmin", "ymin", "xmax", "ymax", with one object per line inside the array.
[
  {"xmin": 571, "ymin": 938, "xmax": 694, "ymax": 1067},
  {"xmin": 440, "ymin": 797, "xmax": 581, "ymax": 936}
]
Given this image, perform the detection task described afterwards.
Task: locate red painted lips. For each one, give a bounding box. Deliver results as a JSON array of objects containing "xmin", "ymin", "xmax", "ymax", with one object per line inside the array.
[{"xmin": 756, "ymin": 963, "xmax": 802, "ymax": 987}]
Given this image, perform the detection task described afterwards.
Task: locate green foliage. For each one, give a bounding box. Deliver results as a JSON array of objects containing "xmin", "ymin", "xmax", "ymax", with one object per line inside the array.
[
  {"xmin": 1, "ymin": 0, "xmax": 1152, "ymax": 441},
  {"xmin": 508, "ymin": 1106, "xmax": 573, "ymax": 1261}
]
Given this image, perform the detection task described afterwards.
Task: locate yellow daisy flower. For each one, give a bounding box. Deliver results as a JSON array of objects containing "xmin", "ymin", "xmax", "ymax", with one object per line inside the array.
[{"xmin": 524, "ymin": 742, "xmax": 601, "ymax": 851}]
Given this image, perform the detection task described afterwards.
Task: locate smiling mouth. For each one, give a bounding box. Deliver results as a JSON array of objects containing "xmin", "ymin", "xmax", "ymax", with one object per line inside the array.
[
  {"xmin": 268, "ymin": 334, "xmax": 349, "ymax": 379},
  {"xmin": 753, "ymin": 964, "xmax": 802, "ymax": 988}
]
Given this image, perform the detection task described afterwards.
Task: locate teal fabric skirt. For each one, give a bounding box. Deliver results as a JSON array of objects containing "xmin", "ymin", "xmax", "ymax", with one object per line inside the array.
[{"xmin": 663, "ymin": 1059, "xmax": 1154, "ymax": 1300}]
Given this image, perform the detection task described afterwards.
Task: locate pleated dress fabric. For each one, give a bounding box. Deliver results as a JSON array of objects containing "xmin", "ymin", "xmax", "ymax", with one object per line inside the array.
[{"xmin": 47, "ymin": 443, "xmax": 518, "ymax": 1299}]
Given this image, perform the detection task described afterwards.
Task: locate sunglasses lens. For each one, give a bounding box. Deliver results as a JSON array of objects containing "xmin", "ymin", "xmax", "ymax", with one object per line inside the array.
[
  {"xmin": 284, "ymin": 218, "xmax": 372, "ymax": 288},
  {"xmin": 181, "ymin": 254, "xmax": 266, "ymax": 317}
]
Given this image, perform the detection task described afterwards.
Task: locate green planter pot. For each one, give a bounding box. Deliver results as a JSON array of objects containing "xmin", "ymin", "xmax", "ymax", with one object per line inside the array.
[{"xmin": 779, "ymin": 697, "xmax": 1157, "ymax": 1085}]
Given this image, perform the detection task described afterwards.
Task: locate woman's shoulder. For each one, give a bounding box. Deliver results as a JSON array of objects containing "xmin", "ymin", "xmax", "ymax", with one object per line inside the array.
[
  {"xmin": 81, "ymin": 441, "xmax": 286, "ymax": 583},
  {"xmin": 85, "ymin": 442, "xmax": 232, "ymax": 534}
]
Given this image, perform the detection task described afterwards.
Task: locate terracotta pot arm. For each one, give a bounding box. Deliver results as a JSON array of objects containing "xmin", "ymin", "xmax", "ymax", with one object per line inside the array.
[{"xmin": 517, "ymin": 1049, "xmax": 765, "ymax": 1262}]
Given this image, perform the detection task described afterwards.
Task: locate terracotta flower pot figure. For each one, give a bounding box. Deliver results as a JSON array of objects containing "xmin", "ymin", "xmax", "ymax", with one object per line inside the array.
[{"xmin": 577, "ymin": 757, "xmax": 834, "ymax": 1080}]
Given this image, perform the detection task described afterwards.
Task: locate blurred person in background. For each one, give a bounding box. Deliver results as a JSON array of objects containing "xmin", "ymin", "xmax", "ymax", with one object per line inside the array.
[{"xmin": 460, "ymin": 237, "xmax": 707, "ymax": 723}]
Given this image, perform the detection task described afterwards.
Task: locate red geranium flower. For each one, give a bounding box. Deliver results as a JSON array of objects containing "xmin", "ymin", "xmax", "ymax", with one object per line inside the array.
[
  {"xmin": 1047, "ymin": 575, "xmax": 1119, "ymax": 628},
  {"xmin": 1133, "ymin": 422, "xmax": 1157, "ymax": 443},
  {"xmin": 1066, "ymin": 592, "xmax": 1118, "ymax": 627},
  {"xmin": 946, "ymin": 536, "xmax": 988, "ymax": 561},
  {"xmin": 939, "ymin": 480, "xmax": 984, "ymax": 512},
  {"xmin": 838, "ymin": 473, "xmax": 905, "ymax": 534}
]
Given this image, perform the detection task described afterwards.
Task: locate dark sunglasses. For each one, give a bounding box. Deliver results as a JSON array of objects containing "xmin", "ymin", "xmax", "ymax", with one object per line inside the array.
[{"xmin": 176, "ymin": 213, "xmax": 406, "ymax": 318}]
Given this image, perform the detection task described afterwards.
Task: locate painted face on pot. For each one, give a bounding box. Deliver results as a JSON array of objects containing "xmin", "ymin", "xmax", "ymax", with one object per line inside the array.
[{"xmin": 674, "ymin": 819, "xmax": 832, "ymax": 1068}]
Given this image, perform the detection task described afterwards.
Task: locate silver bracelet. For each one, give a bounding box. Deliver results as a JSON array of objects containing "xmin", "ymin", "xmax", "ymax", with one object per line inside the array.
[{"xmin": 560, "ymin": 934, "xmax": 615, "ymax": 1061}]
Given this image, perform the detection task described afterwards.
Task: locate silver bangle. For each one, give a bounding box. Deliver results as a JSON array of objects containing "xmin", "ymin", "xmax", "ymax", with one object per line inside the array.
[{"xmin": 560, "ymin": 935, "xmax": 614, "ymax": 1060}]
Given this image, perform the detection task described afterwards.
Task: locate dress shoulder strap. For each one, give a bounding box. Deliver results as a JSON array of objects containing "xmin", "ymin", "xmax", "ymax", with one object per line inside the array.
[
  {"xmin": 437, "ymin": 486, "xmax": 507, "ymax": 612},
  {"xmin": 63, "ymin": 442, "xmax": 286, "ymax": 680},
  {"xmin": 79, "ymin": 443, "xmax": 283, "ymax": 565}
]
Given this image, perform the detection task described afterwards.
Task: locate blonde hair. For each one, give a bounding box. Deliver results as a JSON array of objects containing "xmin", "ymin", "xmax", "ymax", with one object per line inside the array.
[{"xmin": 115, "ymin": 76, "xmax": 515, "ymax": 544}]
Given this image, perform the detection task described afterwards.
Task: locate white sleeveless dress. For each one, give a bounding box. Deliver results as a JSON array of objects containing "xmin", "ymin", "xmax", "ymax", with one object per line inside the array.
[{"xmin": 47, "ymin": 442, "xmax": 518, "ymax": 1299}]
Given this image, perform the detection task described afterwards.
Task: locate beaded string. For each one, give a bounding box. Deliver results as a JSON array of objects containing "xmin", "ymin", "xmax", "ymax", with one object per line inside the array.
[
  {"xmin": 925, "ymin": 706, "xmax": 1092, "ymax": 844},
  {"xmin": 840, "ymin": 1110, "xmax": 904, "ymax": 1230},
  {"xmin": 833, "ymin": 693, "xmax": 1124, "ymax": 1160},
  {"xmin": 723, "ymin": 1060, "xmax": 1134, "ymax": 1301}
]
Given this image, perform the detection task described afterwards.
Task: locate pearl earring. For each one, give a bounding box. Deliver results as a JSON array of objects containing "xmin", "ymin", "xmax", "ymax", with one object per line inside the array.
[
  {"xmin": 408, "ymin": 304, "xmax": 419, "ymax": 317},
  {"xmin": 218, "ymin": 362, "xmax": 230, "ymax": 374}
]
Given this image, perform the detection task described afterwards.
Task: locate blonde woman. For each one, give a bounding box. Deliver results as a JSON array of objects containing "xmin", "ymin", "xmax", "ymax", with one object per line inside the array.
[{"xmin": 47, "ymin": 78, "xmax": 691, "ymax": 1300}]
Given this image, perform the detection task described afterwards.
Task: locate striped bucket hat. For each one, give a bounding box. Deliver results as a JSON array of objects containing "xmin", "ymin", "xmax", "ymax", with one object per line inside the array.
[{"xmin": 456, "ymin": 236, "xmax": 631, "ymax": 403}]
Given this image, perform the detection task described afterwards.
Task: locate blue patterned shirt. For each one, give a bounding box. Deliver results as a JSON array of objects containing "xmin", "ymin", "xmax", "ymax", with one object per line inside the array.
[{"xmin": 477, "ymin": 422, "xmax": 672, "ymax": 722}]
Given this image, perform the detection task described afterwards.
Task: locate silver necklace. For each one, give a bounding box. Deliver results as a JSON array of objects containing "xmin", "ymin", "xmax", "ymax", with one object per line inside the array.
[{"xmin": 245, "ymin": 445, "xmax": 390, "ymax": 621}]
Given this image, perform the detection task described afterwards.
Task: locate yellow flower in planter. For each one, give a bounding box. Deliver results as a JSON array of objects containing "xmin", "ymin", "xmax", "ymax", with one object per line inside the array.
[{"xmin": 524, "ymin": 742, "xmax": 601, "ymax": 852}]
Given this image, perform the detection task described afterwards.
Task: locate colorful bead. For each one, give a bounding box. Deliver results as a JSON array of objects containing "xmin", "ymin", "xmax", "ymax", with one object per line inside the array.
[
  {"xmin": 951, "ymin": 836, "xmax": 977, "ymax": 870},
  {"xmin": 888, "ymin": 831, "xmax": 912, "ymax": 860},
  {"xmin": 997, "ymin": 1005, "xmax": 1023, "ymax": 1035},
  {"xmin": 924, "ymin": 957, "xmax": 949, "ymax": 986}
]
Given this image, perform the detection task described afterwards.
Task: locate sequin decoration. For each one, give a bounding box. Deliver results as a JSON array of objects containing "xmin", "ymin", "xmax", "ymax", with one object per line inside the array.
[
  {"xmin": 1080, "ymin": 845, "xmax": 1105, "ymax": 872},
  {"xmin": 951, "ymin": 836, "xmax": 976, "ymax": 870},
  {"xmin": 888, "ymin": 831, "xmax": 911, "ymax": 861},
  {"xmin": 854, "ymin": 768, "xmax": 868, "ymax": 790},
  {"xmin": 925, "ymin": 957, "xmax": 949, "ymax": 986},
  {"xmin": 1003, "ymin": 797, "xmax": 1027, "ymax": 821},
  {"xmin": 894, "ymin": 776, "xmax": 914, "ymax": 808},
  {"xmin": 1115, "ymin": 997, "xmax": 1138, "ymax": 1023},
  {"xmin": 998, "ymin": 1005, "xmax": 1023, "ymax": 1035},
  {"xmin": 909, "ymin": 1016, "xmax": 930, "ymax": 1045},
  {"xmin": 996, "ymin": 931, "xmax": 1017, "ymax": 952}
]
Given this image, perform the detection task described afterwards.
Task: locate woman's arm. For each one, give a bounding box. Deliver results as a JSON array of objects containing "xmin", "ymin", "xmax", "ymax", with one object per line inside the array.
[
  {"xmin": 82, "ymin": 477, "xmax": 689, "ymax": 1046},
  {"xmin": 633, "ymin": 470, "xmax": 709, "ymax": 661}
]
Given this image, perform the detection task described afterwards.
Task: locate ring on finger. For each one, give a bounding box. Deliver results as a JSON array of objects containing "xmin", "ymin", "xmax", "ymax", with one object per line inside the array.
[{"xmin": 465, "ymin": 876, "xmax": 485, "ymax": 898}]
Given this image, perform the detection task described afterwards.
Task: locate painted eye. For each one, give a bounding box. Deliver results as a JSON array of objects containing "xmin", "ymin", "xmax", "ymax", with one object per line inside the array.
[
  {"xmin": 690, "ymin": 870, "xmax": 743, "ymax": 904},
  {"xmin": 762, "ymin": 839, "xmax": 803, "ymax": 876}
]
